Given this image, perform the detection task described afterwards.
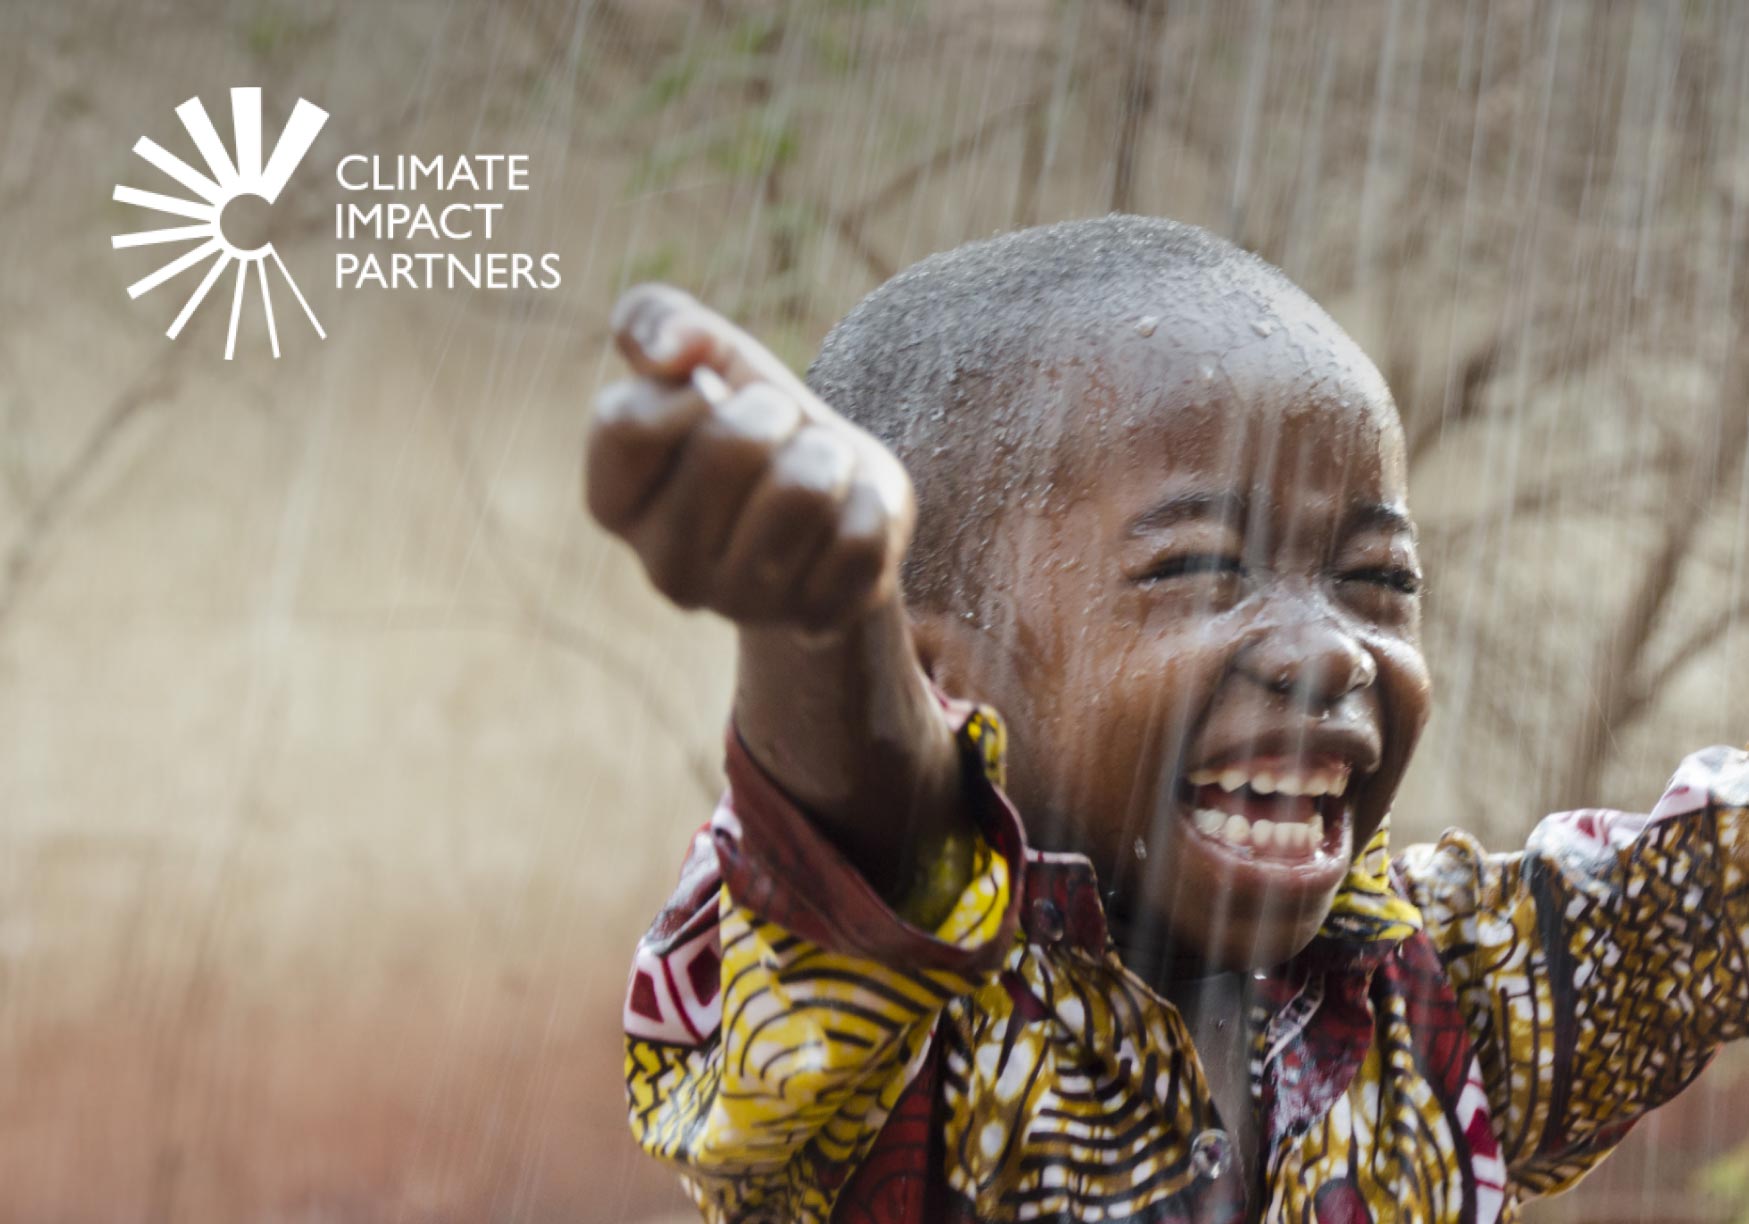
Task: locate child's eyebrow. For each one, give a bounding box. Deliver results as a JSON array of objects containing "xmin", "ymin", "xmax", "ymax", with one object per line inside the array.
[
  {"xmin": 1125, "ymin": 490, "xmax": 1247, "ymax": 537},
  {"xmin": 1124, "ymin": 494, "xmax": 1417, "ymax": 542},
  {"xmin": 1343, "ymin": 502, "xmax": 1419, "ymax": 540}
]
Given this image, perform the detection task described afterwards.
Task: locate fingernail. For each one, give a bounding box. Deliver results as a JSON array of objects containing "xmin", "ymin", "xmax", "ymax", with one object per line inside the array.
[
  {"xmin": 690, "ymin": 365, "xmax": 733, "ymax": 407},
  {"xmin": 647, "ymin": 322, "xmax": 683, "ymax": 364}
]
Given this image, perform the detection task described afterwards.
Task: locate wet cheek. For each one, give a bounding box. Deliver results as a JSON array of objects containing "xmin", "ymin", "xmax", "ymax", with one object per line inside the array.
[
  {"xmin": 1373, "ymin": 637, "xmax": 1433, "ymax": 734},
  {"xmin": 1090, "ymin": 643, "xmax": 1215, "ymax": 779}
]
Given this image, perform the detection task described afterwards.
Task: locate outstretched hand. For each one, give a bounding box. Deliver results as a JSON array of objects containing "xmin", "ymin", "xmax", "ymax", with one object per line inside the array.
[{"xmin": 587, "ymin": 284, "xmax": 915, "ymax": 633}]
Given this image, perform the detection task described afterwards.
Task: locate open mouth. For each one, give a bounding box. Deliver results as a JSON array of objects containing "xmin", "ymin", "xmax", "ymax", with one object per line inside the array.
[{"xmin": 1178, "ymin": 757, "xmax": 1354, "ymax": 863}]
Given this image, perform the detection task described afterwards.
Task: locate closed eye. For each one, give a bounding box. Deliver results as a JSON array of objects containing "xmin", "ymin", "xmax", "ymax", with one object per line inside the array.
[
  {"xmin": 1139, "ymin": 554, "xmax": 1246, "ymax": 584},
  {"xmin": 1340, "ymin": 566, "xmax": 1423, "ymax": 595}
]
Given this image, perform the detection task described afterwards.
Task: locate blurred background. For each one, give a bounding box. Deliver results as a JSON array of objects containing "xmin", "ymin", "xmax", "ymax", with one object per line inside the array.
[{"xmin": 3, "ymin": 0, "xmax": 1748, "ymax": 1219}]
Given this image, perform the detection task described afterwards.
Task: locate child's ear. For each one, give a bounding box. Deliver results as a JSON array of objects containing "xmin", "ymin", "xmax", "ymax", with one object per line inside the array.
[
  {"xmin": 908, "ymin": 609, "xmax": 977, "ymax": 701},
  {"xmin": 908, "ymin": 609, "xmax": 952, "ymax": 686},
  {"xmin": 910, "ymin": 608, "xmax": 999, "ymax": 712}
]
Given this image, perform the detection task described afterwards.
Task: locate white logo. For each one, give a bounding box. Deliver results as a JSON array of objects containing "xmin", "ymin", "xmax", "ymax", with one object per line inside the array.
[{"xmin": 113, "ymin": 89, "xmax": 328, "ymax": 360}]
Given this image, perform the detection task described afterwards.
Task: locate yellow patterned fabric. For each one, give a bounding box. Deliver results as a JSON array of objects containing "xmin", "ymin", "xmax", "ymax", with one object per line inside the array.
[
  {"xmin": 623, "ymin": 725, "xmax": 1749, "ymax": 1223},
  {"xmin": 636, "ymin": 857, "xmax": 1008, "ymax": 1217},
  {"xmin": 1397, "ymin": 745, "xmax": 1749, "ymax": 1198}
]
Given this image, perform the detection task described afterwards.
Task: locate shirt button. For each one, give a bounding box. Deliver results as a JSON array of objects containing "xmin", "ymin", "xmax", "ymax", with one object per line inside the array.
[
  {"xmin": 1190, "ymin": 1127, "xmax": 1233, "ymax": 1180},
  {"xmin": 1027, "ymin": 897, "xmax": 1064, "ymax": 944}
]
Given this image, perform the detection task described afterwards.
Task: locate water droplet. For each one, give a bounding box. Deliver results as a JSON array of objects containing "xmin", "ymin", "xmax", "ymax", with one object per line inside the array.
[
  {"xmin": 1133, "ymin": 837, "xmax": 1148, "ymax": 861},
  {"xmin": 1251, "ymin": 319, "xmax": 1275, "ymax": 338},
  {"xmin": 1190, "ymin": 1128, "xmax": 1233, "ymax": 1179},
  {"xmin": 1135, "ymin": 315, "xmax": 1159, "ymax": 338}
]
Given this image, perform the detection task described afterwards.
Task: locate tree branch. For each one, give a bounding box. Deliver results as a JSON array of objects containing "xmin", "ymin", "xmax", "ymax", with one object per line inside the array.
[
  {"xmin": 1639, "ymin": 592, "xmax": 1749, "ymax": 704},
  {"xmin": 850, "ymin": 76, "xmax": 1071, "ymax": 225},
  {"xmin": 821, "ymin": 70, "xmax": 1081, "ymax": 284},
  {"xmin": 0, "ymin": 360, "xmax": 176, "ymax": 635},
  {"xmin": 1550, "ymin": 237, "xmax": 1749, "ymax": 810}
]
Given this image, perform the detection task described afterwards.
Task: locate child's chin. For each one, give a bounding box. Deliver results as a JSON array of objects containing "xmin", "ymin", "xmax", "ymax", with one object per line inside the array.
[
  {"xmin": 1144, "ymin": 888, "xmax": 1337, "ymax": 974},
  {"xmin": 1126, "ymin": 801, "xmax": 1355, "ymax": 971}
]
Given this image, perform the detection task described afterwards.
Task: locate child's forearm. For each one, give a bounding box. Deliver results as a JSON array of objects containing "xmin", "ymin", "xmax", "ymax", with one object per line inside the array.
[
  {"xmin": 588, "ymin": 285, "xmax": 979, "ymax": 921},
  {"xmin": 735, "ymin": 602, "xmax": 971, "ymax": 911}
]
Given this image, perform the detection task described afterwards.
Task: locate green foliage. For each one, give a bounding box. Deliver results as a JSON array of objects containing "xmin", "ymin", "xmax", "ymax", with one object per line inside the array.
[
  {"xmin": 809, "ymin": 28, "xmax": 855, "ymax": 75},
  {"xmin": 762, "ymin": 198, "xmax": 815, "ymax": 250},
  {"xmin": 1698, "ymin": 1143, "xmax": 1749, "ymax": 1223},
  {"xmin": 749, "ymin": 320, "xmax": 816, "ymax": 376},
  {"xmin": 727, "ymin": 10, "xmax": 783, "ymax": 56},
  {"xmin": 242, "ymin": 5, "xmax": 327, "ymax": 60},
  {"xmin": 632, "ymin": 55, "xmax": 700, "ymax": 116},
  {"xmin": 709, "ymin": 108, "xmax": 800, "ymax": 177},
  {"xmin": 624, "ymin": 242, "xmax": 682, "ymax": 285}
]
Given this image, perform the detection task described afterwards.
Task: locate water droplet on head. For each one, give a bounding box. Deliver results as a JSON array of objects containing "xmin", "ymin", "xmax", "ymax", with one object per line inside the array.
[
  {"xmin": 1251, "ymin": 319, "xmax": 1275, "ymax": 338},
  {"xmin": 1135, "ymin": 315, "xmax": 1159, "ymax": 338}
]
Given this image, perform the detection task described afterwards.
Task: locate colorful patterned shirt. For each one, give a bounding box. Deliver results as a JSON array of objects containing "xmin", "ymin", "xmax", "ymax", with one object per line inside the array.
[{"xmin": 623, "ymin": 704, "xmax": 1749, "ymax": 1222}]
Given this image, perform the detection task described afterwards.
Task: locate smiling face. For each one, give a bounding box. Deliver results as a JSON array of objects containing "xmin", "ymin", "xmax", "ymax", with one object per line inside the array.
[{"xmin": 923, "ymin": 307, "xmax": 1431, "ymax": 976}]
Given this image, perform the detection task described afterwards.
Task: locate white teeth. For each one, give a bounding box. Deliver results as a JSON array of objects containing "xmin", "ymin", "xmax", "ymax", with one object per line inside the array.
[
  {"xmin": 1191, "ymin": 804, "xmax": 1335, "ymax": 856},
  {"xmin": 1189, "ymin": 763, "xmax": 1354, "ymax": 797}
]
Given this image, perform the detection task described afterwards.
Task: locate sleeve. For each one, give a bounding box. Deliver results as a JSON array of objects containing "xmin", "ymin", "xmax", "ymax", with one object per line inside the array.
[
  {"xmin": 622, "ymin": 700, "xmax": 1024, "ymax": 1223},
  {"xmin": 1395, "ymin": 745, "xmax": 1749, "ymax": 1200}
]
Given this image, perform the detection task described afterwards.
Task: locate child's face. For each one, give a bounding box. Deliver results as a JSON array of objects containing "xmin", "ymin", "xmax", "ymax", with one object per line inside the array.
[{"xmin": 931, "ymin": 313, "xmax": 1429, "ymax": 974}]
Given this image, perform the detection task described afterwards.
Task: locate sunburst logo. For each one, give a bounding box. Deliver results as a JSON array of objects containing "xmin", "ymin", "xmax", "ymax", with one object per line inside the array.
[{"xmin": 113, "ymin": 88, "xmax": 328, "ymax": 360}]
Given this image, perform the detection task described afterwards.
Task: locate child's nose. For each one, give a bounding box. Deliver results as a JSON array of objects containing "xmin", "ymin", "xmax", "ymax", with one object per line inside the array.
[{"xmin": 1237, "ymin": 617, "xmax": 1378, "ymax": 710}]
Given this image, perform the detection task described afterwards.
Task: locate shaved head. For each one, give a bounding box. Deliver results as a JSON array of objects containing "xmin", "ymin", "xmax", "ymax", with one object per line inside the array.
[{"xmin": 805, "ymin": 214, "xmax": 1388, "ymax": 613}]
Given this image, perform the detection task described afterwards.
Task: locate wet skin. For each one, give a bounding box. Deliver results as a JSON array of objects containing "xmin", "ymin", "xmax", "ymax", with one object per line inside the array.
[
  {"xmin": 920, "ymin": 318, "xmax": 1432, "ymax": 977},
  {"xmin": 590, "ymin": 282, "xmax": 1430, "ymax": 975},
  {"xmin": 593, "ymin": 281, "xmax": 1429, "ymax": 1209}
]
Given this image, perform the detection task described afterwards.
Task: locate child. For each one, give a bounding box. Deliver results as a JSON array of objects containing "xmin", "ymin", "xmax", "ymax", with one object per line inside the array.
[{"xmin": 589, "ymin": 216, "xmax": 1749, "ymax": 1223}]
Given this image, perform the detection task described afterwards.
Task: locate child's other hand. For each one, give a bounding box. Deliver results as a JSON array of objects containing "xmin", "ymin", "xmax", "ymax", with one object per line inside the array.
[{"xmin": 587, "ymin": 285, "xmax": 915, "ymax": 632}]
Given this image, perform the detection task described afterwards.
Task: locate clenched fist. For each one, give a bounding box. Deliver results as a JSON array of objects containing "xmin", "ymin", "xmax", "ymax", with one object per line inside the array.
[{"xmin": 586, "ymin": 285, "xmax": 915, "ymax": 632}]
